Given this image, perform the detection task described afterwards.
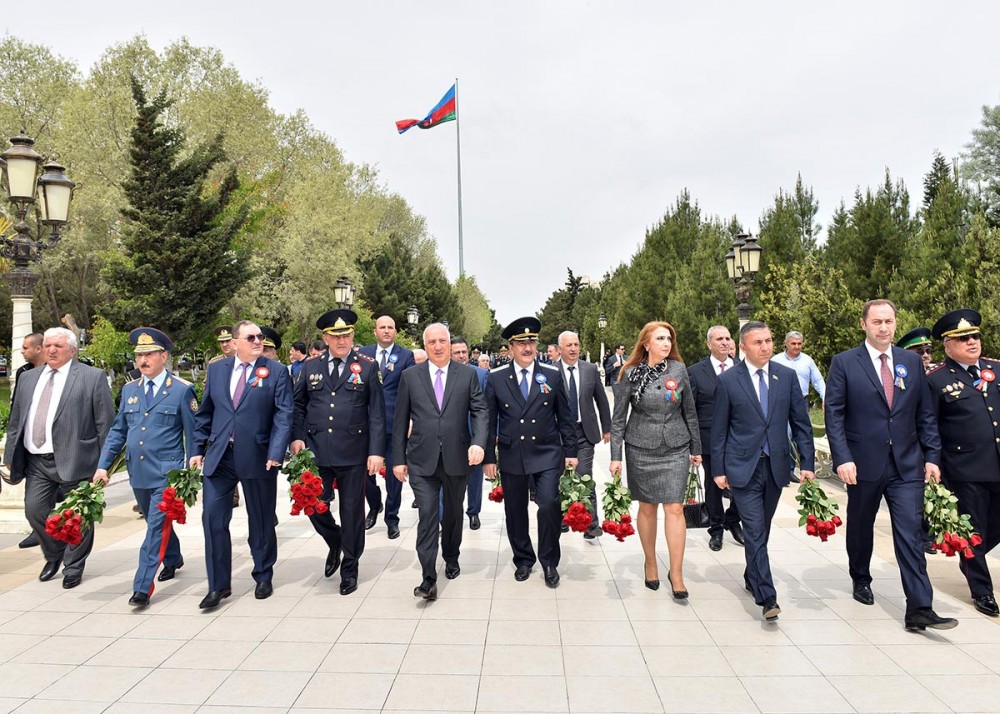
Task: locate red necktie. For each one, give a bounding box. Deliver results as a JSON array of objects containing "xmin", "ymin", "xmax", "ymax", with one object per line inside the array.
[{"xmin": 879, "ymin": 353, "xmax": 894, "ymax": 409}]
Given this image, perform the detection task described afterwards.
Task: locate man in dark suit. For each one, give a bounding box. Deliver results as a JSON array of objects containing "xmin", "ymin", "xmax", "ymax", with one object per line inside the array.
[
  {"xmin": 359, "ymin": 315, "xmax": 415, "ymax": 538},
  {"xmin": 3, "ymin": 327, "xmax": 115, "ymax": 588},
  {"xmin": 604, "ymin": 344, "xmax": 626, "ymax": 385},
  {"xmin": 555, "ymin": 330, "xmax": 611, "ymax": 539},
  {"xmin": 292, "ymin": 309, "xmax": 385, "ymax": 596},
  {"xmin": 450, "ymin": 336, "xmax": 490, "ymax": 529},
  {"xmin": 825, "ymin": 298, "xmax": 956, "ymax": 632},
  {"xmin": 926, "ymin": 309, "xmax": 1000, "ymax": 617},
  {"xmin": 393, "ymin": 324, "xmax": 488, "ymax": 599},
  {"xmin": 190, "ymin": 319, "xmax": 294, "ymax": 609},
  {"xmin": 688, "ymin": 325, "xmax": 743, "ymax": 551},
  {"xmin": 484, "ymin": 317, "xmax": 578, "ymax": 588},
  {"xmin": 94, "ymin": 328, "xmax": 197, "ymax": 607},
  {"xmin": 711, "ymin": 321, "xmax": 815, "ymax": 621},
  {"xmin": 12, "ymin": 331, "xmax": 45, "ymax": 549}
]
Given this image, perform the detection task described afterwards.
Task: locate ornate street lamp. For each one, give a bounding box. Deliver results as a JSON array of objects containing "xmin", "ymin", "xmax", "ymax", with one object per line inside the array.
[
  {"xmin": 406, "ymin": 304, "xmax": 419, "ymax": 340},
  {"xmin": 332, "ymin": 275, "xmax": 355, "ymax": 309},
  {"xmin": 0, "ymin": 132, "xmax": 75, "ymax": 385},
  {"xmin": 597, "ymin": 312, "xmax": 608, "ymax": 378},
  {"xmin": 725, "ymin": 232, "xmax": 763, "ymax": 327}
]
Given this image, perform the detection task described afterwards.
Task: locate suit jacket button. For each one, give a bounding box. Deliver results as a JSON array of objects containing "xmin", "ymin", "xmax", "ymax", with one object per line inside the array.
[
  {"xmin": 520, "ymin": 419, "xmax": 525, "ymax": 423},
  {"xmin": 141, "ymin": 427, "xmax": 146, "ymax": 431},
  {"xmin": 331, "ymin": 391, "xmax": 336, "ymax": 396},
  {"xmin": 532, "ymin": 419, "xmax": 536, "ymax": 423},
  {"xmin": 543, "ymin": 401, "xmax": 548, "ymax": 405},
  {"xmin": 144, "ymin": 412, "xmax": 149, "ymax": 417},
  {"xmin": 328, "ymin": 428, "xmax": 333, "ymax": 433},
  {"xmin": 330, "ymin": 404, "xmax": 335, "ymax": 408},
  {"xmin": 505, "ymin": 404, "xmax": 509, "ymax": 408},
  {"xmin": 958, "ymin": 446, "xmax": 962, "ymax": 450},
  {"xmin": 520, "ymin": 436, "xmax": 525, "ymax": 440},
  {"xmin": 139, "ymin": 455, "xmax": 145, "ymax": 460},
  {"xmin": 329, "ymin": 416, "xmax": 333, "ymax": 420},
  {"xmin": 138, "ymin": 441, "xmax": 143, "ymax": 446},
  {"xmin": 531, "ymin": 436, "xmax": 536, "ymax": 440}
]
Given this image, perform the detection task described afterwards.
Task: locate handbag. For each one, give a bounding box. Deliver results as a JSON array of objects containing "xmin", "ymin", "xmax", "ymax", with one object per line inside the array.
[{"xmin": 683, "ymin": 465, "xmax": 710, "ymax": 529}]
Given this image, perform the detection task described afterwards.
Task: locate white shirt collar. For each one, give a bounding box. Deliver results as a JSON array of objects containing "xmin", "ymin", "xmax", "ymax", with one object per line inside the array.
[{"xmin": 710, "ymin": 355, "xmax": 733, "ymax": 371}]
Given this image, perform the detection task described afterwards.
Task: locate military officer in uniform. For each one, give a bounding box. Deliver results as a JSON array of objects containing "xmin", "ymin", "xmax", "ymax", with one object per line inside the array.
[
  {"xmin": 899, "ymin": 326, "xmax": 937, "ymax": 373},
  {"xmin": 291, "ymin": 309, "xmax": 386, "ymax": 595},
  {"xmin": 260, "ymin": 327, "xmax": 283, "ymax": 364},
  {"xmin": 93, "ymin": 328, "xmax": 197, "ymax": 608},
  {"xmin": 927, "ymin": 309, "xmax": 1000, "ymax": 616},
  {"xmin": 483, "ymin": 317, "xmax": 578, "ymax": 588}
]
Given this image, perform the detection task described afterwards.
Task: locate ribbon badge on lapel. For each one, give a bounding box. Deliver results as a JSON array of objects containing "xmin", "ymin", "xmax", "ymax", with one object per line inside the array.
[
  {"xmin": 251, "ymin": 366, "xmax": 269, "ymax": 388},
  {"xmin": 664, "ymin": 378, "xmax": 679, "ymax": 401},
  {"xmin": 387, "ymin": 353, "xmax": 398, "ymax": 372},
  {"xmin": 894, "ymin": 364, "xmax": 907, "ymax": 391},
  {"xmin": 535, "ymin": 372, "xmax": 551, "ymax": 393},
  {"xmin": 348, "ymin": 362, "xmax": 364, "ymax": 385},
  {"xmin": 978, "ymin": 368, "xmax": 995, "ymax": 392}
]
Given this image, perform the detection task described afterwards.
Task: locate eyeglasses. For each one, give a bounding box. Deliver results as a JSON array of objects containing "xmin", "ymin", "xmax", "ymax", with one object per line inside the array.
[
  {"xmin": 913, "ymin": 347, "xmax": 932, "ymax": 355},
  {"xmin": 951, "ymin": 334, "xmax": 981, "ymax": 343},
  {"xmin": 238, "ymin": 334, "xmax": 265, "ymax": 343}
]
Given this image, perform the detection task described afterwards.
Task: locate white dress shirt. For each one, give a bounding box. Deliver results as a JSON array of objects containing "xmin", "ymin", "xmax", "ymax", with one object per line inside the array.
[
  {"xmin": 230, "ymin": 358, "xmax": 257, "ymax": 400},
  {"xmin": 864, "ymin": 341, "xmax": 893, "ymax": 380},
  {"xmin": 710, "ymin": 355, "xmax": 734, "ymax": 375},
  {"xmin": 745, "ymin": 360, "xmax": 770, "ymax": 404},
  {"xmin": 24, "ymin": 363, "xmax": 71, "ymax": 454},
  {"xmin": 558, "ymin": 360, "xmax": 583, "ymax": 423}
]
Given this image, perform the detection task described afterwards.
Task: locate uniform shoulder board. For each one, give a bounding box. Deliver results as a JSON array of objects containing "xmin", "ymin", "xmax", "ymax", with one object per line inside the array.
[
  {"xmin": 357, "ymin": 353, "xmax": 375, "ymax": 363},
  {"xmin": 127, "ymin": 375, "xmax": 141, "ymax": 384},
  {"xmin": 171, "ymin": 374, "xmax": 192, "ymax": 386},
  {"xmin": 927, "ymin": 363, "xmax": 946, "ymax": 375},
  {"xmin": 208, "ymin": 354, "xmax": 224, "ymax": 364},
  {"xmin": 491, "ymin": 365, "xmax": 508, "ymax": 373}
]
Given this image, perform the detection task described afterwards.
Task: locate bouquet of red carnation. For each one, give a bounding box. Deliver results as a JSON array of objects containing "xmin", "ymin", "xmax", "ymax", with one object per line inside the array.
[
  {"xmin": 283, "ymin": 448, "xmax": 328, "ymax": 517},
  {"xmin": 601, "ymin": 469, "xmax": 635, "ymax": 541},
  {"xmin": 559, "ymin": 468, "xmax": 595, "ymax": 533},
  {"xmin": 45, "ymin": 481, "xmax": 106, "ymax": 545},
  {"xmin": 158, "ymin": 467, "xmax": 203, "ymax": 525},
  {"xmin": 925, "ymin": 481, "xmax": 981, "ymax": 558},
  {"xmin": 378, "ymin": 466, "xmax": 387, "ymax": 479},
  {"xmin": 795, "ymin": 478, "xmax": 842, "ymax": 542},
  {"xmin": 486, "ymin": 470, "xmax": 504, "ymax": 502}
]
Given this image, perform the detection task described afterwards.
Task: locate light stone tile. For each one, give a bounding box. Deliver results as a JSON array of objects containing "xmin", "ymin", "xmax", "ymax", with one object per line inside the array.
[
  {"xmin": 0, "ymin": 662, "xmax": 75, "ymax": 698},
  {"xmin": 486, "ymin": 620, "xmax": 560, "ymax": 646},
  {"xmin": 382, "ymin": 673, "xmax": 480, "ymax": 711},
  {"xmin": 0, "ymin": 610, "xmax": 84, "ymax": 636},
  {"xmin": 827, "ymin": 674, "xmax": 950, "ymax": 712},
  {"xmin": 120, "ymin": 667, "xmax": 230, "ymax": 705},
  {"xmin": 481, "ymin": 644, "xmax": 564, "ymax": 676},
  {"xmin": 559, "ymin": 619, "xmax": 637, "ymax": 646},
  {"xmin": 194, "ymin": 615, "xmax": 282, "ymax": 642},
  {"xmin": 642, "ymin": 645, "xmax": 733, "ymax": 678},
  {"xmin": 36, "ymin": 664, "xmax": 151, "ymax": 701},
  {"xmin": 319, "ymin": 643, "xmax": 407, "ymax": 673},
  {"xmin": 88, "ymin": 637, "xmax": 185, "ymax": 668},
  {"xmin": 204, "ymin": 669, "xmax": 311, "ymax": 708},
  {"xmin": 419, "ymin": 597, "xmax": 492, "ymax": 620},
  {"xmin": 399, "ymin": 644, "xmax": 484, "ymax": 675},
  {"xmin": 297, "ymin": 672, "xmax": 392, "ymax": 710},
  {"xmin": 476, "ymin": 674, "xmax": 568, "ymax": 712},
  {"xmin": 56, "ymin": 612, "xmax": 145, "ymax": 639},
  {"xmin": 918, "ymin": 673, "xmax": 1000, "ymax": 712},
  {"xmin": 741, "ymin": 675, "xmax": 854, "ymax": 713},
  {"xmin": 124, "ymin": 614, "xmax": 212, "ymax": 641},
  {"xmin": 337, "ymin": 617, "xmax": 418, "ymax": 644},
  {"xmin": 238, "ymin": 640, "xmax": 332, "ymax": 671},
  {"xmin": 354, "ymin": 596, "xmax": 425, "ymax": 619},
  {"xmin": 13, "ymin": 700, "xmax": 110, "ymax": 714},
  {"xmin": 704, "ymin": 620, "xmax": 793, "ymax": 647},
  {"xmin": 412, "ymin": 619, "xmax": 488, "ymax": 645},
  {"xmin": 565, "ymin": 675, "xmax": 663, "ymax": 713},
  {"xmin": 265, "ymin": 616, "xmax": 349, "ymax": 643},
  {"xmin": 774, "ymin": 620, "xmax": 870, "ymax": 646},
  {"xmin": 489, "ymin": 598, "xmax": 559, "ymax": 620},
  {"xmin": 563, "ymin": 645, "xmax": 647, "ymax": 677},
  {"xmin": 633, "ymin": 621, "xmax": 714, "ymax": 647},
  {"xmin": 13, "ymin": 635, "xmax": 115, "ymax": 665},
  {"xmin": 956, "ymin": 643, "xmax": 1000, "ymax": 674},
  {"xmin": 652, "ymin": 676, "xmax": 757, "ymax": 713},
  {"xmin": 800, "ymin": 643, "xmax": 905, "ymax": 675},
  {"xmin": 0, "ymin": 633, "xmax": 47, "ymax": 663}
]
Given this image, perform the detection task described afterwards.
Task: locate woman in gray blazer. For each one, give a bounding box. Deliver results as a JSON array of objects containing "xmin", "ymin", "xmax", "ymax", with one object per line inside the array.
[{"xmin": 610, "ymin": 322, "xmax": 701, "ymax": 597}]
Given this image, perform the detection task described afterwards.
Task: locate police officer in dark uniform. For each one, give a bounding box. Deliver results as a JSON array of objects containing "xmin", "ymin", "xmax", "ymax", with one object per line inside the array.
[
  {"xmin": 291, "ymin": 309, "xmax": 386, "ymax": 596},
  {"xmin": 483, "ymin": 317, "xmax": 578, "ymax": 588},
  {"xmin": 927, "ymin": 309, "xmax": 1000, "ymax": 617},
  {"xmin": 898, "ymin": 326, "xmax": 937, "ymax": 373}
]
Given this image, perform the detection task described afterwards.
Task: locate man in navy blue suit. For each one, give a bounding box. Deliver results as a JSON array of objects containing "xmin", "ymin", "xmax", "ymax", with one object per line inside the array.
[
  {"xmin": 450, "ymin": 336, "xmax": 490, "ymax": 529},
  {"xmin": 359, "ymin": 315, "xmax": 415, "ymax": 539},
  {"xmin": 190, "ymin": 320, "xmax": 294, "ymax": 609},
  {"xmin": 711, "ymin": 321, "xmax": 815, "ymax": 621},
  {"xmin": 484, "ymin": 317, "xmax": 578, "ymax": 588},
  {"xmin": 826, "ymin": 299, "xmax": 956, "ymax": 632}
]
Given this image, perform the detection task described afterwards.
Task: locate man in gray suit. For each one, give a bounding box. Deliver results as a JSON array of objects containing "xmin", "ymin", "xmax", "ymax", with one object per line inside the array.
[
  {"xmin": 3, "ymin": 327, "xmax": 115, "ymax": 588},
  {"xmin": 555, "ymin": 331, "xmax": 611, "ymax": 538},
  {"xmin": 393, "ymin": 323, "xmax": 489, "ymax": 600}
]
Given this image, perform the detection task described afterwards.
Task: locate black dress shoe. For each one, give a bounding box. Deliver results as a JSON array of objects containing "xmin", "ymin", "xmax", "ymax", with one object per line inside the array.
[
  {"xmin": 744, "ymin": 580, "xmax": 753, "ymax": 593},
  {"xmin": 560, "ymin": 523, "xmax": 569, "ymax": 533},
  {"xmin": 411, "ymin": 499, "xmax": 418, "ymax": 508},
  {"xmin": 584, "ymin": 525, "xmax": 603, "ymax": 539},
  {"xmin": 852, "ymin": 581, "xmax": 875, "ymax": 606},
  {"xmin": 905, "ymin": 607, "xmax": 958, "ymax": 631},
  {"xmin": 325, "ymin": 547, "xmax": 342, "ymax": 578},
  {"xmin": 974, "ymin": 594, "xmax": 1000, "ymax": 617},
  {"xmin": 254, "ymin": 581, "xmax": 273, "ymax": 599},
  {"xmin": 514, "ymin": 565, "xmax": 532, "ymax": 581},
  {"xmin": 232, "ymin": 491, "xmax": 240, "ymax": 508},
  {"xmin": 199, "ymin": 589, "xmax": 232, "ymax": 609},
  {"xmin": 387, "ymin": 524, "xmax": 401, "ymax": 539},
  {"xmin": 727, "ymin": 523, "xmax": 745, "ymax": 546},
  {"xmin": 62, "ymin": 574, "xmax": 82, "ymax": 589},
  {"xmin": 445, "ymin": 563, "xmax": 461, "ymax": 580},
  {"xmin": 762, "ymin": 599, "xmax": 781, "ymax": 621},
  {"xmin": 667, "ymin": 573, "xmax": 688, "ymax": 600},
  {"xmin": 543, "ymin": 566, "xmax": 560, "ymax": 588},
  {"xmin": 158, "ymin": 558, "xmax": 184, "ymax": 582},
  {"xmin": 788, "ymin": 474, "xmax": 801, "ymax": 484},
  {"xmin": 923, "ymin": 539, "xmax": 937, "ymax": 555},
  {"xmin": 529, "ymin": 490, "xmax": 537, "ymax": 503},
  {"xmin": 39, "ymin": 560, "xmax": 61, "ymax": 582},
  {"xmin": 18, "ymin": 533, "xmax": 39, "ymax": 548},
  {"xmin": 414, "ymin": 577, "xmax": 438, "ymax": 600},
  {"xmin": 709, "ymin": 532, "xmax": 723, "ymax": 551},
  {"xmin": 340, "ymin": 577, "xmax": 358, "ymax": 596},
  {"xmin": 469, "ymin": 514, "xmax": 481, "ymax": 530},
  {"xmin": 364, "ymin": 505, "xmax": 383, "ymax": 530},
  {"xmin": 129, "ymin": 592, "xmax": 150, "ymax": 608}
]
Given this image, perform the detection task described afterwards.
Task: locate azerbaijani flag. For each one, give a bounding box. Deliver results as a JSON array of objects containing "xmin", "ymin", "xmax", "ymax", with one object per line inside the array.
[{"xmin": 395, "ymin": 84, "xmax": 457, "ymax": 134}]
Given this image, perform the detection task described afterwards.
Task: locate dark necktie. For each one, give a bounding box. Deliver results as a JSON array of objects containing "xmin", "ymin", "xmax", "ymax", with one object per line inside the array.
[
  {"xmin": 567, "ymin": 366, "xmax": 579, "ymax": 422},
  {"xmin": 379, "ymin": 349, "xmax": 388, "ymax": 371},
  {"xmin": 757, "ymin": 368, "xmax": 770, "ymax": 455},
  {"xmin": 330, "ymin": 357, "xmax": 342, "ymax": 377},
  {"xmin": 145, "ymin": 379, "xmax": 155, "ymax": 406},
  {"xmin": 969, "ymin": 363, "xmax": 981, "ymax": 382},
  {"xmin": 520, "ymin": 368, "xmax": 530, "ymax": 399},
  {"xmin": 232, "ymin": 362, "xmax": 249, "ymax": 406},
  {"xmin": 879, "ymin": 354, "xmax": 894, "ymax": 408},
  {"xmin": 31, "ymin": 369, "xmax": 56, "ymax": 448}
]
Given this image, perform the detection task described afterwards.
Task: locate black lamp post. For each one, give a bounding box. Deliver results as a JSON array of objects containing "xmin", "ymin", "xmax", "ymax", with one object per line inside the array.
[
  {"xmin": 0, "ymin": 132, "xmax": 75, "ymax": 383},
  {"xmin": 597, "ymin": 312, "xmax": 608, "ymax": 377},
  {"xmin": 406, "ymin": 305, "xmax": 419, "ymax": 339},
  {"xmin": 332, "ymin": 275, "xmax": 355, "ymax": 309},
  {"xmin": 724, "ymin": 232, "xmax": 763, "ymax": 327}
]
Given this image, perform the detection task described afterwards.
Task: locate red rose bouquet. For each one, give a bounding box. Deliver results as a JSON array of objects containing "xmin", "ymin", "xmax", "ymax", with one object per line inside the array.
[
  {"xmin": 925, "ymin": 481, "xmax": 981, "ymax": 558},
  {"xmin": 486, "ymin": 470, "xmax": 504, "ymax": 502},
  {"xmin": 158, "ymin": 467, "xmax": 203, "ymax": 525},
  {"xmin": 283, "ymin": 448, "xmax": 328, "ymax": 517},
  {"xmin": 601, "ymin": 469, "xmax": 635, "ymax": 541},
  {"xmin": 559, "ymin": 468, "xmax": 595, "ymax": 533},
  {"xmin": 45, "ymin": 481, "xmax": 105, "ymax": 545},
  {"xmin": 795, "ymin": 478, "xmax": 841, "ymax": 542}
]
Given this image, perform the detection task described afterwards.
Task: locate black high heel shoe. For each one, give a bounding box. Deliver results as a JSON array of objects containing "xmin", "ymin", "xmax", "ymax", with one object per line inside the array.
[
  {"xmin": 667, "ymin": 573, "xmax": 689, "ymax": 600},
  {"xmin": 644, "ymin": 565, "xmax": 660, "ymax": 591}
]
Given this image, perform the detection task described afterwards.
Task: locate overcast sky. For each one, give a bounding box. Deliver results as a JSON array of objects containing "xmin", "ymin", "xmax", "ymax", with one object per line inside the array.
[{"xmin": 10, "ymin": 1, "xmax": 1000, "ymax": 324}]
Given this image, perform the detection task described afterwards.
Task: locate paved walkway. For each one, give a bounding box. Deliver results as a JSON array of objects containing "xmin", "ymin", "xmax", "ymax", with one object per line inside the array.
[{"xmin": 0, "ymin": 441, "xmax": 998, "ymax": 713}]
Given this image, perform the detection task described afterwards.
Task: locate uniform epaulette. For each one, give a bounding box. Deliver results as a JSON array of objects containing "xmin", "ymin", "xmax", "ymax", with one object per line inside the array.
[
  {"xmin": 927, "ymin": 363, "xmax": 947, "ymax": 375},
  {"xmin": 357, "ymin": 353, "xmax": 375, "ymax": 363},
  {"xmin": 128, "ymin": 376, "xmax": 141, "ymax": 384},
  {"xmin": 171, "ymin": 374, "xmax": 192, "ymax": 386},
  {"xmin": 208, "ymin": 354, "xmax": 224, "ymax": 364}
]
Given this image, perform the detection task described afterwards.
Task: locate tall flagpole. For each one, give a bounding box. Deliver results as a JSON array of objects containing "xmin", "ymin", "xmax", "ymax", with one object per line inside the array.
[{"xmin": 455, "ymin": 77, "xmax": 465, "ymax": 277}]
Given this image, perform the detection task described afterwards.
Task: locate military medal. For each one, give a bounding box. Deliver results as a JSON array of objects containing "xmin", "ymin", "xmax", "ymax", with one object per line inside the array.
[
  {"xmin": 309, "ymin": 372, "xmax": 322, "ymax": 386},
  {"xmin": 535, "ymin": 372, "xmax": 551, "ymax": 393},
  {"xmin": 664, "ymin": 377, "xmax": 679, "ymax": 401},
  {"xmin": 348, "ymin": 362, "xmax": 364, "ymax": 385},
  {"xmin": 128, "ymin": 395, "xmax": 138, "ymax": 405},
  {"xmin": 894, "ymin": 364, "xmax": 907, "ymax": 390}
]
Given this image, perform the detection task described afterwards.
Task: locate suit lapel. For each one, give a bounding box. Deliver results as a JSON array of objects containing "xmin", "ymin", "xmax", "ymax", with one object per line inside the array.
[
  {"xmin": 236, "ymin": 358, "xmax": 258, "ymax": 410},
  {"xmin": 736, "ymin": 364, "xmax": 766, "ymax": 422},
  {"xmin": 52, "ymin": 361, "xmax": 79, "ymax": 423},
  {"xmin": 439, "ymin": 361, "xmax": 460, "ymax": 413},
  {"xmin": 418, "ymin": 364, "xmax": 439, "ymax": 412},
  {"xmin": 504, "ymin": 363, "xmax": 526, "ymax": 406},
  {"xmin": 856, "ymin": 346, "xmax": 890, "ymax": 409},
  {"xmin": 146, "ymin": 372, "xmax": 174, "ymax": 411}
]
